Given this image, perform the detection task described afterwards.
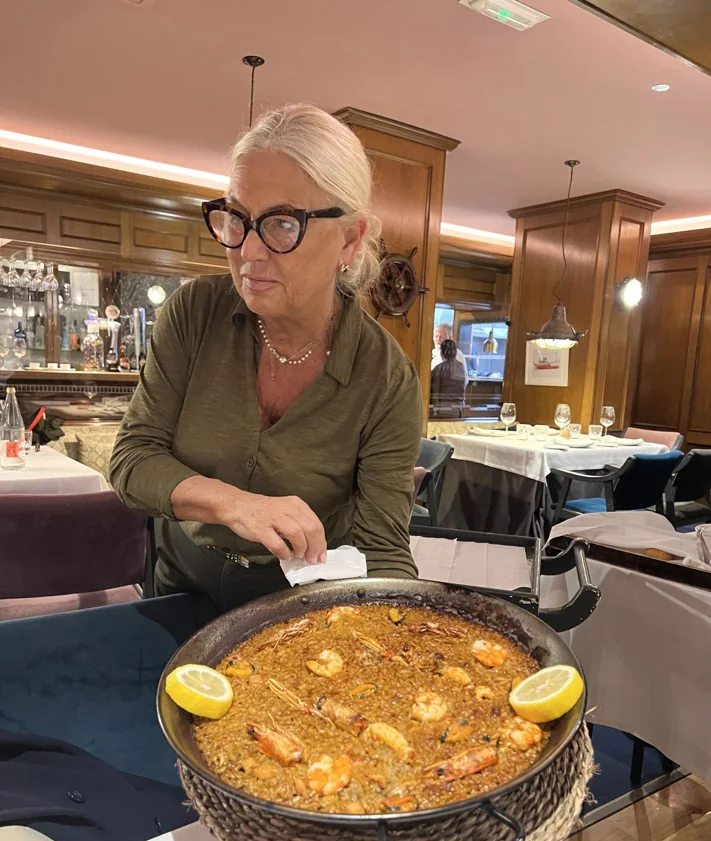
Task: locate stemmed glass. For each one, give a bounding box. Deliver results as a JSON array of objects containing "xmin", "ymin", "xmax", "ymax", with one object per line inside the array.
[
  {"xmin": 500, "ymin": 402, "xmax": 517, "ymax": 434},
  {"xmin": 7, "ymin": 260, "xmax": 20, "ymax": 289},
  {"xmin": 0, "ymin": 335, "xmax": 12, "ymax": 369},
  {"xmin": 0, "ymin": 262, "xmax": 8, "ymax": 287},
  {"xmin": 554, "ymin": 403, "xmax": 571, "ymax": 433},
  {"xmin": 12, "ymin": 338, "xmax": 27, "ymax": 369},
  {"xmin": 42, "ymin": 263, "xmax": 58, "ymax": 292},
  {"xmin": 19, "ymin": 261, "xmax": 32, "ymax": 289},
  {"xmin": 29, "ymin": 262, "xmax": 42, "ymax": 293},
  {"xmin": 601, "ymin": 406, "xmax": 615, "ymax": 436}
]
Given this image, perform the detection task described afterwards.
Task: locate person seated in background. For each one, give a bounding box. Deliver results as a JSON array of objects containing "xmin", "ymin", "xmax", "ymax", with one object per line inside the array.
[
  {"xmin": 431, "ymin": 324, "xmax": 468, "ymax": 375},
  {"xmin": 430, "ymin": 339, "xmax": 468, "ymax": 410}
]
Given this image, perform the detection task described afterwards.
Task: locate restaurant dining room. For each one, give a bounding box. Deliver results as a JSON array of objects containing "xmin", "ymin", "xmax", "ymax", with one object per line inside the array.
[{"xmin": 2, "ymin": 1, "xmax": 711, "ymax": 840}]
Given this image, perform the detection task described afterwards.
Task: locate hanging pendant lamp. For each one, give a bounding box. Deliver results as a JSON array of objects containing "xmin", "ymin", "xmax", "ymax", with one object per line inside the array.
[
  {"xmin": 242, "ymin": 55, "xmax": 265, "ymax": 127},
  {"xmin": 528, "ymin": 160, "xmax": 587, "ymax": 350}
]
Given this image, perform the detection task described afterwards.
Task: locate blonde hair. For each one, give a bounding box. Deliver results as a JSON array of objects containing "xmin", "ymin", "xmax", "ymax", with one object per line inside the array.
[{"xmin": 230, "ymin": 104, "xmax": 382, "ymax": 300}]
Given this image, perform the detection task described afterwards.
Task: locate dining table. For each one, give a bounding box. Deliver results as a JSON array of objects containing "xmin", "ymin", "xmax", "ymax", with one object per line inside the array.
[
  {"xmin": 0, "ymin": 445, "xmax": 108, "ymax": 495},
  {"xmin": 435, "ymin": 430, "xmax": 668, "ymax": 536}
]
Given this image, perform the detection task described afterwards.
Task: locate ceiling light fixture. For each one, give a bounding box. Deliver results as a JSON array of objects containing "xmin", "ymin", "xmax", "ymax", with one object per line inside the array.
[
  {"xmin": 459, "ymin": 0, "xmax": 549, "ymax": 30},
  {"xmin": 616, "ymin": 276, "xmax": 643, "ymax": 310},
  {"xmin": 651, "ymin": 83, "xmax": 671, "ymax": 92},
  {"xmin": 528, "ymin": 160, "xmax": 587, "ymax": 350},
  {"xmin": 242, "ymin": 55, "xmax": 265, "ymax": 127}
]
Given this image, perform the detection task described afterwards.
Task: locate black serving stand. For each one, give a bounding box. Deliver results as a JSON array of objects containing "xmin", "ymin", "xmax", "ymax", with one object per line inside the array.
[{"xmin": 410, "ymin": 525, "xmax": 600, "ymax": 632}]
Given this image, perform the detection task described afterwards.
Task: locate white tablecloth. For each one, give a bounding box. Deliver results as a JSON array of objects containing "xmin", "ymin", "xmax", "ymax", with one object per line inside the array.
[
  {"xmin": 438, "ymin": 433, "xmax": 668, "ymax": 483},
  {"xmin": 542, "ymin": 558, "xmax": 711, "ymax": 780},
  {"xmin": 0, "ymin": 446, "xmax": 108, "ymax": 495}
]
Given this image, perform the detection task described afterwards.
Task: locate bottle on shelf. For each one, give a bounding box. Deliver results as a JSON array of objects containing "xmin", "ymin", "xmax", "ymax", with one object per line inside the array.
[
  {"xmin": 118, "ymin": 341, "xmax": 129, "ymax": 371},
  {"xmin": 14, "ymin": 321, "xmax": 25, "ymax": 342},
  {"xmin": 82, "ymin": 312, "xmax": 105, "ymax": 371},
  {"xmin": 25, "ymin": 315, "xmax": 36, "ymax": 350},
  {"xmin": 69, "ymin": 321, "xmax": 79, "ymax": 351},
  {"xmin": 35, "ymin": 315, "xmax": 45, "ymax": 351},
  {"xmin": 60, "ymin": 315, "xmax": 70, "ymax": 351},
  {"xmin": 0, "ymin": 387, "xmax": 26, "ymax": 470}
]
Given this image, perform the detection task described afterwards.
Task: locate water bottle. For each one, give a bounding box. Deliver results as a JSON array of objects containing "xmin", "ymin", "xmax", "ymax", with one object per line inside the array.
[{"xmin": 0, "ymin": 387, "xmax": 26, "ymax": 470}]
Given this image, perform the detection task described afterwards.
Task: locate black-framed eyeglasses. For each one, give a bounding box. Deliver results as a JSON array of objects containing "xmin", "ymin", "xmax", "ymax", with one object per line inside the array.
[{"xmin": 202, "ymin": 198, "xmax": 345, "ymax": 254}]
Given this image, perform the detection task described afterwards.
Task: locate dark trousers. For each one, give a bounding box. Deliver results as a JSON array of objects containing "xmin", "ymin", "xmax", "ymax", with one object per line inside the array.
[{"xmin": 154, "ymin": 520, "xmax": 290, "ymax": 617}]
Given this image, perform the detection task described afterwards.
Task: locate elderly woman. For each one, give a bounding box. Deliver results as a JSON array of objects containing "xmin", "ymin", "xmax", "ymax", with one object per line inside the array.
[{"xmin": 110, "ymin": 104, "xmax": 422, "ymax": 615}]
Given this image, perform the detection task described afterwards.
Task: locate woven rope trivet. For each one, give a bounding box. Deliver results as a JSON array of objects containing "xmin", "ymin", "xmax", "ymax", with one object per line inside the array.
[{"xmin": 179, "ymin": 725, "xmax": 594, "ymax": 841}]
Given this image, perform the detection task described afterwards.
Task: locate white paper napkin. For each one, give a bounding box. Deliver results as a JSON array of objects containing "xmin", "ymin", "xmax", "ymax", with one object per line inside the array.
[{"xmin": 280, "ymin": 545, "xmax": 368, "ymax": 586}]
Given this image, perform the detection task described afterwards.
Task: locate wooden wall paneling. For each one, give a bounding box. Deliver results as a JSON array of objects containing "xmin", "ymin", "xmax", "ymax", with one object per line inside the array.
[
  {"xmin": 632, "ymin": 258, "xmax": 699, "ymax": 429},
  {"xmin": 506, "ymin": 190, "xmax": 661, "ymax": 428},
  {"xmin": 504, "ymin": 206, "xmax": 604, "ymax": 424},
  {"xmin": 334, "ymin": 111, "xmax": 459, "ymax": 427},
  {"xmin": 685, "ymin": 258, "xmax": 711, "ymax": 436},
  {"xmin": 126, "ymin": 212, "xmax": 191, "ymax": 265},
  {"xmin": 439, "ymin": 263, "xmax": 498, "ymax": 304},
  {"xmin": 58, "ymin": 201, "xmax": 122, "ymax": 254},
  {"xmin": 595, "ymin": 202, "xmax": 654, "ymax": 429},
  {"xmin": 0, "ymin": 192, "xmax": 51, "ymax": 244}
]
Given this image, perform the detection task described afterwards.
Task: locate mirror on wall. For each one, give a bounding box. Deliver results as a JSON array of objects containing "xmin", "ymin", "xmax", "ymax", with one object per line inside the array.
[{"xmin": 430, "ymin": 303, "xmax": 508, "ymax": 420}]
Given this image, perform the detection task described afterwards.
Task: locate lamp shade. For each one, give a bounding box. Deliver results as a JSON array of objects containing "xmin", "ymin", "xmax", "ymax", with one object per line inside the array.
[{"xmin": 527, "ymin": 303, "xmax": 586, "ymax": 349}]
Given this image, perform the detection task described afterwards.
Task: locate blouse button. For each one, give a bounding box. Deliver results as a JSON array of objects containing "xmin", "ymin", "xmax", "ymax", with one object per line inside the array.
[{"xmin": 246, "ymin": 457, "xmax": 255, "ymax": 469}]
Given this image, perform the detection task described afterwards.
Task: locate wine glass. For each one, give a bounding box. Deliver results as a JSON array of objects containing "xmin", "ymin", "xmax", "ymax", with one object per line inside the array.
[
  {"xmin": 7, "ymin": 260, "xmax": 19, "ymax": 289},
  {"xmin": 19, "ymin": 261, "xmax": 32, "ymax": 289},
  {"xmin": 0, "ymin": 335, "xmax": 12, "ymax": 369},
  {"xmin": 601, "ymin": 406, "xmax": 615, "ymax": 436},
  {"xmin": 554, "ymin": 403, "xmax": 571, "ymax": 433},
  {"xmin": 12, "ymin": 338, "xmax": 27, "ymax": 368},
  {"xmin": 44, "ymin": 263, "xmax": 58, "ymax": 292},
  {"xmin": 500, "ymin": 402, "xmax": 517, "ymax": 434},
  {"xmin": 0, "ymin": 261, "xmax": 8, "ymax": 287},
  {"xmin": 29, "ymin": 262, "xmax": 42, "ymax": 292}
]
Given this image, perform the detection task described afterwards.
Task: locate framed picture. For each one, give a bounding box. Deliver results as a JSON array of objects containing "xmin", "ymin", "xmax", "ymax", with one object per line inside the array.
[{"xmin": 524, "ymin": 343, "xmax": 569, "ymax": 387}]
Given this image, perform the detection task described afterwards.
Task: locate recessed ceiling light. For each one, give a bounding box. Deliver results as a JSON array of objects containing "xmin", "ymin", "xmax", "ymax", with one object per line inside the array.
[{"xmin": 651, "ymin": 83, "xmax": 671, "ymax": 92}]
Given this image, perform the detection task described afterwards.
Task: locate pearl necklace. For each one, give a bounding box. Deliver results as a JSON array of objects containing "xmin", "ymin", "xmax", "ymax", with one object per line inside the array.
[{"xmin": 257, "ymin": 313, "xmax": 334, "ymax": 367}]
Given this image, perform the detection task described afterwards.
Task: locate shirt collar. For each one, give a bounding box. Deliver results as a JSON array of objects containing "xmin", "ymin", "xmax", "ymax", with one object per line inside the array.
[{"xmin": 231, "ymin": 284, "xmax": 361, "ymax": 387}]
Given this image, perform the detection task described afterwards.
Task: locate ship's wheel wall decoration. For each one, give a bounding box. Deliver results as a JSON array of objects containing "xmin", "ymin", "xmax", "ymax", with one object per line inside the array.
[{"xmin": 371, "ymin": 241, "xmax": 427, "ymax": 327}]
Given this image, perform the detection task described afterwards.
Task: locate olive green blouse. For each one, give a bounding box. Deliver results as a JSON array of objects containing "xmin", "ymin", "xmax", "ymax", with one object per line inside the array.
[{"xmin": 110, "ymin": 275, "xmax": 422, "ymax": 578}]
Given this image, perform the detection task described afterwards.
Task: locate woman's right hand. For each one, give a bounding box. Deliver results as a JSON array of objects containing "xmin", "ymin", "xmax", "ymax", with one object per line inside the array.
[{"xmin": 218, "ymin": 489, "xmax": 327, "ymax": 564}]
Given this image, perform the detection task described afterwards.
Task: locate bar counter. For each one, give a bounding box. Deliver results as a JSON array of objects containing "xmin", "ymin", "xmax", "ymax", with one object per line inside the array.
[{"xmin": 0, "ymin": 368, "xmax": 139, "ymax": 421}]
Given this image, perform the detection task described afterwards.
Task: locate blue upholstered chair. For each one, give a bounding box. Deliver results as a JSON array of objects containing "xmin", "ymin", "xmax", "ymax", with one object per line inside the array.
[
  {"xmin": 551, "ymin": 451, "xmax": 685, "ymax": 525},
  {"xmin": 410, "ymin": 438, "xmax": 453, "ymax": 528},
  {"xmin": 664, "ymin": 449, "xmax": 711, "ymax": 529}
]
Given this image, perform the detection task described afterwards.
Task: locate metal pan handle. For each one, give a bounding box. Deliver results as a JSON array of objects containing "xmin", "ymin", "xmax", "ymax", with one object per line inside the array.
[
  {"xmin": 481, "ymin": 801, "xmax": 526, "ymax": 840},
  {"xmin": 539, "ymin": 538, "xmax": 601, "ymax": 632}
]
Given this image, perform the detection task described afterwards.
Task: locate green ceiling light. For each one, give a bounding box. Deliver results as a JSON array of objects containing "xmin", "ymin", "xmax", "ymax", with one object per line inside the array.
[{"xmin": 528, "ymin": 160, "xmax": 587, "ymax": 351}]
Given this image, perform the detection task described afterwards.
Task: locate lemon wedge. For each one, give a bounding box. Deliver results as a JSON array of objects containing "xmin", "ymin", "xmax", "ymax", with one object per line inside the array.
[
  {"xmin": 165, "ymin": 664, "xmax": 233, "ymax": 720},
  {"xmin": 509, "ymin": 665, "xmax": 583, "ymax": 724}
]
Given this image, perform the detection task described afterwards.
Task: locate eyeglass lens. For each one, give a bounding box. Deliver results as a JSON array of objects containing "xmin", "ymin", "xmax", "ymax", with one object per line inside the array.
[{"xmin": 208, "ymin": 210, "xmax": 302, "ymax": 253}]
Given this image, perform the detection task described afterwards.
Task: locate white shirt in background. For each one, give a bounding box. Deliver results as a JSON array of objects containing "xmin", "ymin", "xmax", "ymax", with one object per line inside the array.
[{"xmin": 432, "ymin": 346, "xmax": 469, "ymax": 374}]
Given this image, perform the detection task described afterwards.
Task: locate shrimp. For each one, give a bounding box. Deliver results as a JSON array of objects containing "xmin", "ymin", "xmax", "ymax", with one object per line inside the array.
[
  {"xmin": 257, "ymin": 618, "xmax": 313, "ymax": 652},
  {"xmin": 326, "ymin": 606, "xmax": 361, "ymax": 625},
  {"xmin": 344, "ymin": 801, "xmax": 366, "ymax": 815},
  {"xmin": 267, "ymin": 679, "xmax": 333, "ymax": 726},
  {"xmin": 411, "ymin": 692, "xmax": 448, "ymax": 723},
  {"xmin": 472, "ymin": 640, "xmax": 509, "ymax": 668},
  {"xmin": 353, "ymin": 632, "xmax": 408, "ymax": 666},
  {"xmin": 247, "ymin": 722, "xmax": 303, "ymax": 767},
  {"xmin": 423, "ymin": 746, "xmax": 498, "ymax": 782},
  {"xmin": 306, "ymin": 650, "xmax": 344, "ymax": 678},
  {"xmin": 364, "ymin": 722, "xmax": 415, "ymax": 763},
  {"xmin": 501, "ymin": 716, "xmax": 543, "ymax": 751},
  {"xmin": 474, "ymin": 685, "xmax": 495, "ymax": 702},
  {"xmin": 407, "ymin": 622, "xmax": 465, "ymax": 639},
  {"xmin": 316, "ymin": 697, "xmax": 369, "ymax": 736},
  {"xmin": 307, "ymin": 754, "xmax": 352, "ymax": 796}
]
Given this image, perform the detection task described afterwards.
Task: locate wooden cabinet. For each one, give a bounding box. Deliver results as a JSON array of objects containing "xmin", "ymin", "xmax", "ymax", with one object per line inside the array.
[{"xmin": 633, "ymin": 248, "xmax": 711, "ymax": 447}]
